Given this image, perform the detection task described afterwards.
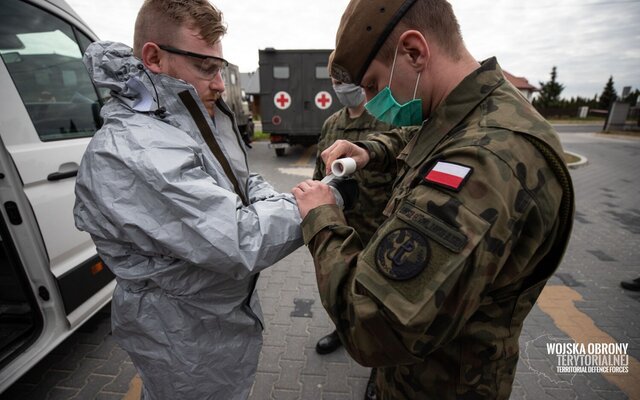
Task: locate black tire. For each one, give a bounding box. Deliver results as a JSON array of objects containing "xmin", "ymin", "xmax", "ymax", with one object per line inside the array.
[{"xmin": 275, "ymin": 148, "xmax": 286, "ymax": 157}]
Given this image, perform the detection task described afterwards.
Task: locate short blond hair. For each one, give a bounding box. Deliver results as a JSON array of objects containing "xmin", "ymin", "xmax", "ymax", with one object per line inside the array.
[{"xmin": 133, "ymin": 0, "xmax": 227, "ymax": 57}]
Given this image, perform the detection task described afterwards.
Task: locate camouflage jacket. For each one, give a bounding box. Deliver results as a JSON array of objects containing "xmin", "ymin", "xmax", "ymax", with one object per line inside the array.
[
  {"xmin": 302, "ymin": 58, "xmax": 574, "ymax": 399},
  {"xmin": 315, "ymin": 108, "xmax": 396, "ymax": 243}
]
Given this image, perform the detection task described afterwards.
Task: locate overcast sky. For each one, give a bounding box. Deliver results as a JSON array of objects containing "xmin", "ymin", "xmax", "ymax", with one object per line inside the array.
[{"xmin": 66, "ymin": 0, "xmax": 639, "ymax": 99}]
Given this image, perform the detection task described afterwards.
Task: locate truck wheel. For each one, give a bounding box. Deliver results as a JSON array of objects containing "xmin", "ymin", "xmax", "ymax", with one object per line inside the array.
[{"xmin": 275, "ymin": 148, "xmax": 285, "ymax": 157}]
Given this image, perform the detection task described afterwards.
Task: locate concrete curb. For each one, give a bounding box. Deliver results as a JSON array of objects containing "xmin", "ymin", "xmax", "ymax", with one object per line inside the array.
[{"xmin": 566, "ymin": 151, "xmax": 588, "ymax": 169}]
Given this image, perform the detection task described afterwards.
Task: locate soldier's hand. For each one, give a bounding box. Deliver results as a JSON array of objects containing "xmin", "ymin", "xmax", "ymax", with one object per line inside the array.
[
  {"xmin": 292, "ymin": 179, "xmax": 336, "ymax": 219},
  {"xmin": 321, "ymin": 140, "xmax": 370, "ymax": 176}
]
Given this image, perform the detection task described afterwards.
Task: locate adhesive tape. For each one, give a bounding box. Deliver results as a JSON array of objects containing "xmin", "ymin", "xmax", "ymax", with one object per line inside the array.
[{"xmin": 331, "ymin": 157, "xmax": 357, "ymax": 177}]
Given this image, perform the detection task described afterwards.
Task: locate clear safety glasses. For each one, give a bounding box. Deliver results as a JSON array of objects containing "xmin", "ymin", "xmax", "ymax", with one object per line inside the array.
[{"xmin": 157, "ymin": 44, "xmax": 229, "ymax": 80}]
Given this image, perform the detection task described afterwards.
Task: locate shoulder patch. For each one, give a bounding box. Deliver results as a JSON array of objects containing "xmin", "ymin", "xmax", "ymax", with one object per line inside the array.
[
  {"xmin": 375, "ymin": 229, "xmax": 430, "ymax": 281},
  {"xmin": 422, "ymin": 161, "xmax": 473, "ymax": 192}
]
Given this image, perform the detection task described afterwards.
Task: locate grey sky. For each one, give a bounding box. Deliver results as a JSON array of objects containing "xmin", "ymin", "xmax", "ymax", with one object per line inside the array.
[{"xmin": 67, "ymin": 0, "xmax": 640, "ymax": 99}]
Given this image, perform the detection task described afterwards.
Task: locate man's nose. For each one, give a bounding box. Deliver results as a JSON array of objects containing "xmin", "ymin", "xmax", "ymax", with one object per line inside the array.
[{"xmin": 209, "ymin": 72, "xmax": 225, "ymax": 92}]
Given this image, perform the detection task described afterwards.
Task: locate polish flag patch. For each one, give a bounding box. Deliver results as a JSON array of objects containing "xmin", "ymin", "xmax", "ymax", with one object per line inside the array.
[{"xmin": 423, "ymin": 161, "xmax": 473, "ymax": 192}]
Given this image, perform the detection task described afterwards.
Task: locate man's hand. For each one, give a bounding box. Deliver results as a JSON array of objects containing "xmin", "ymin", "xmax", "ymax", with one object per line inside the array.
[
  {"xmin": 292, "ymin": 180, "xmax": 336, "ymax": 219},
  {"xmin": 321, "ymin": 140, "xmax": 370, "ymax": 176}
]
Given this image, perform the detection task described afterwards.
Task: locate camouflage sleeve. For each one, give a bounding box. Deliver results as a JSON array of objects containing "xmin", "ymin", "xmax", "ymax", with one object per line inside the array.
[
  {"xmin": 367, "ymin": 126, "xmax": 417, "ymax": 155},
  {"xmin": 302, "ymin": 142, "xmax": 560, "ymax": 366},
  {"xmin": 357, "ymin": 126, "xmax": 418, "ymax": 174},
  {"xmin": 314, "ymin": 114, "xmax": 338, "ymax": 181}
]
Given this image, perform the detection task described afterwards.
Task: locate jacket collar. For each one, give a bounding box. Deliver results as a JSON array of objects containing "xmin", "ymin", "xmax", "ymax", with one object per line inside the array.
[{"xmin": 404, "ymin": 57, "xmax": 504, "ymax": 168}]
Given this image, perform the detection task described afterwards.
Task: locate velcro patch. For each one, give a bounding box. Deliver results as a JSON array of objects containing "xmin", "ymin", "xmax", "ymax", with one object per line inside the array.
[
  {"xmin": 375, "ymin": 229, "xmax": 430, "ymax": 281},
  {"xmin": 423, "ymin": 161, "xmax": 473, "ymax": 192}
]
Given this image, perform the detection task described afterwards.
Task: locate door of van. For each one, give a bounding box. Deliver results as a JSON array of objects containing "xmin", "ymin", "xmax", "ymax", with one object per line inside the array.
[
  {"xmin": 0, "ymin": 0, "xmax": 114, "ymax": 390},
  {"xmin": 0, "ymin": 135, "xmax": 45, "ymax": 377},
  {"xmin": 0, "ymin": 0, "xmax": 113, "ymax": 321}
]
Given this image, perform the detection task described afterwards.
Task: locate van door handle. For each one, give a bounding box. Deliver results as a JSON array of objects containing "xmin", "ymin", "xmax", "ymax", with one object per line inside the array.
[{"xmin": 47, "ymin": 170, "xmax": 78, "ymax": 181}]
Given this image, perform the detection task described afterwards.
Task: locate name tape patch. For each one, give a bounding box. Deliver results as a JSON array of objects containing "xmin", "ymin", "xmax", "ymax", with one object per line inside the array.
[{"xmin": 423, "ymin": 161, "xmax": 473, "ymax": 192}]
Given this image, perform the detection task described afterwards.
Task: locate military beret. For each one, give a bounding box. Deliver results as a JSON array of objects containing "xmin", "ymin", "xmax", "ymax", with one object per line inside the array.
[{"xmin": 331, "ymin": 0, "xmax": 417, "ymax": 85}]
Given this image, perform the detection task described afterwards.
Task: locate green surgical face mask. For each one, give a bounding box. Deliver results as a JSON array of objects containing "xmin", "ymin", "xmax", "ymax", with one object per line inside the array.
[{"xmin": 365, "ymin": 47, "xmax": 423, "ymax": 126}]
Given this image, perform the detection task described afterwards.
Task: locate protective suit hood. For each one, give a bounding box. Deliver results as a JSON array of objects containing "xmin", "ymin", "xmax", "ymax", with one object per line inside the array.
[{"xmin": 83, "ymin": 41, "xmax": 162, "ymax": 113}]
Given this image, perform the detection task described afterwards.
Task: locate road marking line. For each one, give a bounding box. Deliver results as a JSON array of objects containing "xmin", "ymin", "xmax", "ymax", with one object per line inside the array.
[
  {"xmin": 537, "ymin": 285, "xmax": 639, "ymax": 399},
  {"xmin": 294, "ymin": 145, "xmax": 317, "ymax": 166},
  {"xmin": 123, "ymin": 374, "xmax": 142, "ymax": 400},
  {"xmin": 278, "ymin": 167, "xmax": 314, "ymax": 178}
]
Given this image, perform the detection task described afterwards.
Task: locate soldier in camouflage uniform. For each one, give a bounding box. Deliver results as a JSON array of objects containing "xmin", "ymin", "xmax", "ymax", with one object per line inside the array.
[
  {"xmin": 315, "ymin": 85, "xmax": 398, "ymax": 247},
  {"xmin": 315, "ymin": 77, "xmax": 415, "ymax": 397},
  {"xmin": 315, "ymin": 79, "xmax": 396, "ymax": 357},
  {"xmin": 292, "ymin": 0, "xmax": 575, "ymax": 399}
]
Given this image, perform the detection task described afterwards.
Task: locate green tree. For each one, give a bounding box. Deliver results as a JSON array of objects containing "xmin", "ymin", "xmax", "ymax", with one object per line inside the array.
[
  {"xmin": 598, "ymin": 76, "xmax": 617, "ymax": 109},
  {"xmin": 622, "ymin": 88, "xmax": 639, "ymax": 106},
  {"xmin": 534, "ymin": 66, "xmax": 565, "ymax": 109}
]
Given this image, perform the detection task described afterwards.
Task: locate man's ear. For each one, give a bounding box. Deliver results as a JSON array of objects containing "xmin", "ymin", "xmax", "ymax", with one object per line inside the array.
[
  {"xmin": 141, "ymin": 42, "xmax": 163, "ymax": 74},
  {"xmin": 398, "ymin": 30, "xmax": 430, "ymax": 71}
]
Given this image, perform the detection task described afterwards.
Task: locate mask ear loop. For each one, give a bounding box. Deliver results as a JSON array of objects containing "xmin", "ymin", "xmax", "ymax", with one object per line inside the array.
[
  {"xmin": 388, "ymin": 43, "xmax": 400, "ymax": 90},
  {"xmin": 413, "ymin": 72, "xmax": 421, "ymax": 100}
]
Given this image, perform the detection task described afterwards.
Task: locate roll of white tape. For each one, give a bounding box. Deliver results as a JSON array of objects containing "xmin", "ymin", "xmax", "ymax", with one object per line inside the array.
[{"xmin": 331, "ymin": 157, "xmax": 357, "ymax": 177}]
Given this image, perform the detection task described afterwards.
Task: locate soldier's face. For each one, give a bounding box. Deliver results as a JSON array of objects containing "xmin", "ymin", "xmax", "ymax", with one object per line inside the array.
[
  {"xmin": 162, "ymin": 26, "xmax": 226, "ymax": 117},
  {"xmin": 360, "ymin": 51, "xmax": 420, "ymax": 106}
]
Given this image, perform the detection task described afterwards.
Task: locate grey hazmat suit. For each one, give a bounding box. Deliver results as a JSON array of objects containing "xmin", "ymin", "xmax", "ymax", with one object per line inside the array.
[{"xmin": 74, "ymin": 41, "xmax": 303, "ymax": 400}]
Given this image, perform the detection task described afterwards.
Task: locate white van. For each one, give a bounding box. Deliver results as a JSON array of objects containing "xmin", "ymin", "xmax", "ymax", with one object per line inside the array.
[{"xmin": 0, "ymin": 0, "xmax": 114, "ymax": 392}]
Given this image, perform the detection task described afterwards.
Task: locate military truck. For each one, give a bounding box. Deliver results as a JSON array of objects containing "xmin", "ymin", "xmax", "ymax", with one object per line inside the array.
[
  {"xmin": 258, "ymin": 48, "xmax": 341, "ymax": 156},
  {"xmin": 222, "ymin": 63, "xmax": 254, "ymax": 142}
]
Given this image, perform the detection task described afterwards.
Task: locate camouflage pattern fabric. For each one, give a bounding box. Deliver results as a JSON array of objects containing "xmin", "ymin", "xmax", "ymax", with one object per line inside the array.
[
  {"xmin": 315, "ymin": 108, "xmax": 403, "ymax": 243},
  {"xmin": 302, "ymin": 58, "xmax": 575, "ymax": 399}
]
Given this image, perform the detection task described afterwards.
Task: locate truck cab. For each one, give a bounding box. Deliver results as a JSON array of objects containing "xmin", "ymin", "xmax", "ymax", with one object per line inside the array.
[
  {"xmin": 258, "ymin": 48, "xmax": 341, "ymax": 156},
  {"xmin": 0, "ymin": 0, "xmax": 114, "ymax": 392},
  {"xmin": 222, "ymin": 63, "xmax": 254, "ymax": 143}
]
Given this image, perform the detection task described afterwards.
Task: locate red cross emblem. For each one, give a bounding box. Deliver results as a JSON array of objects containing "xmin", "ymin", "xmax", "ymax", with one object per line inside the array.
[
  {"xmin": 274, "ymin": 91, "xmax": 291, "ymax": 110},
  {"xmin": 315, "ymin": 91, "xmax": 332, "ymax": 110}
]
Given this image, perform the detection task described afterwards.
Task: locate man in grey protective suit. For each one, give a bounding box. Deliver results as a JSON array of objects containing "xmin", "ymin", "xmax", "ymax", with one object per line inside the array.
[{"xmin": 73, "ymin": 1, "xmax": 303, "ymax": 399}]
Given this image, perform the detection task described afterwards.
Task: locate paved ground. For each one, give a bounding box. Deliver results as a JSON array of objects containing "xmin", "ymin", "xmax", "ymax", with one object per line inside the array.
[{"xmin": 1, "ymin": 128, "xmax": 639, "ymax": 399}]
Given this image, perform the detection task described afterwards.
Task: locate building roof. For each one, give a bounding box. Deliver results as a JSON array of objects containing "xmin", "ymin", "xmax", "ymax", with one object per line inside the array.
[
  {"xmin": 503, "ymin": 70, "xmax": 538, "ymax": 92},
  {"xmin": 239, "ymin": 69, "xmax": 261, "ymax": 95}
]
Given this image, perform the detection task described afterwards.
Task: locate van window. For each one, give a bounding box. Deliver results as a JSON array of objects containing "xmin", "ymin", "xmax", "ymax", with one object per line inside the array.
[
  {"xmin": 273, "ymin": 65, "xmax": 289, "ymax": 79},
  {"xmin": 75, "ymin": 28, "xmax": 110, "ymax": 99},
  {"xmin": 315, "ymin": 65, "xmax": 329, "ymax": 79},
  {"xmin": 0, "ymin": 0, "xmax": 103, "ymax": 142}
]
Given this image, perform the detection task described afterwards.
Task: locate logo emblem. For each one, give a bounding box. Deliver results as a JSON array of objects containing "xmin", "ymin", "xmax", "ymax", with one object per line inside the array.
[{"xmin": 375, "ymin": 229, "xmax": 429, "ymax": 281}]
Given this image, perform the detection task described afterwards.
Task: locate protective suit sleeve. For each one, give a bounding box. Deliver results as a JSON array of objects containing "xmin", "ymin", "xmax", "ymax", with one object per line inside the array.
[
  {"xmin": 78, "ymin": 133, "xmax": 303, "ymax": 280},
  {"xmin": 246, "ymin": 172, "xmax": 279, "ymax": 202}
]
